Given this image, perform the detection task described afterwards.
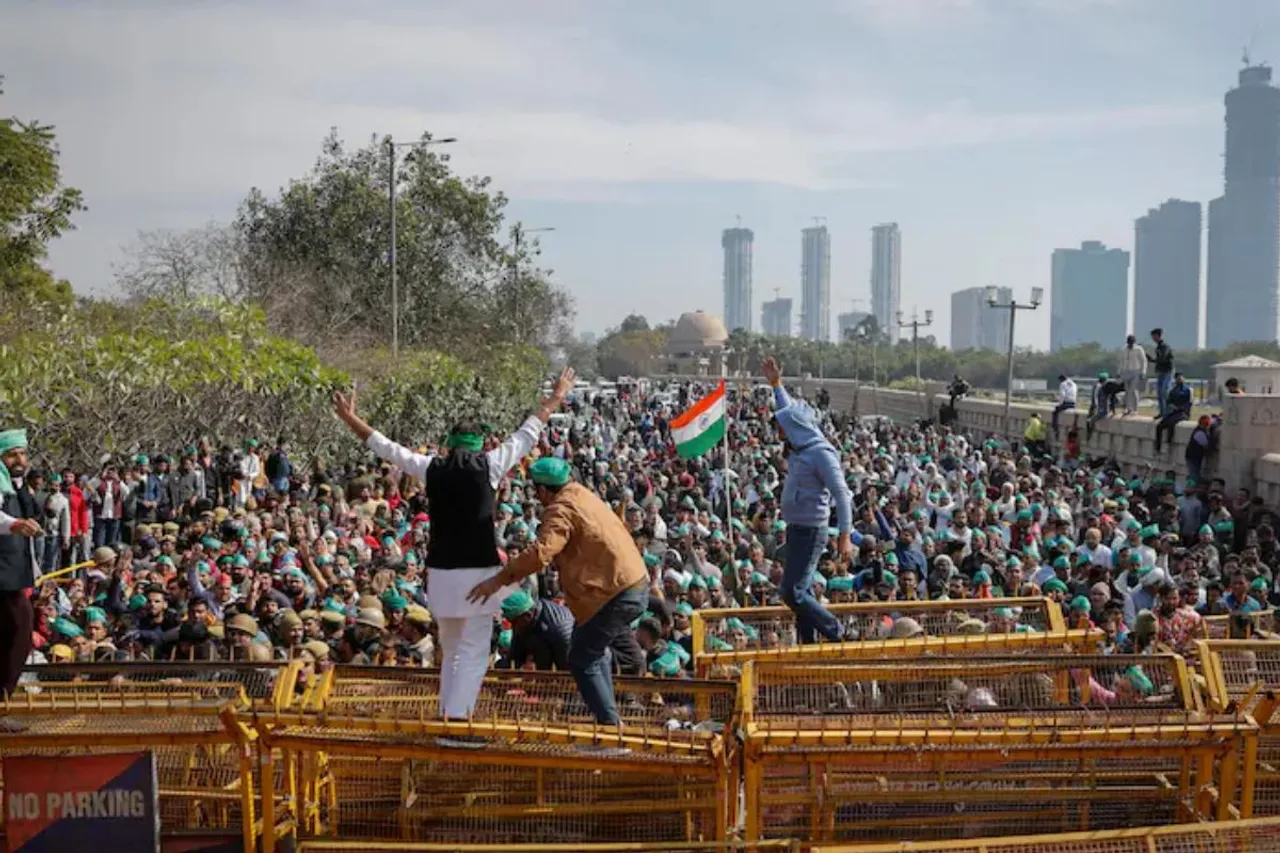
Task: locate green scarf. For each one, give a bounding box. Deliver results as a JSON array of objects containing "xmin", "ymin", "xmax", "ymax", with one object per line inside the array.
[{"xmin": 446, "ymin": 432, "xmax": 484, "ymax": 452}]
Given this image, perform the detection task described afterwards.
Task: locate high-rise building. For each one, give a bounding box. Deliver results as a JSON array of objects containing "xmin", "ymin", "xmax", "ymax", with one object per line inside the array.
[
  {"xmin": 1134, "ymin": 199, "xmax": 1202, "ymax": 348},
  {"xmin": 1050, "ymin": 241, "xmax": 1131, "ymax": 351},
  {"xmin": 799, "ymin": 225, "xmax": 831, "ymax": 341},
  {"xmin": 950, "ymin": 286, "xmax": 1012, "ymax": 351},
  {"xmin": 1206, "ymin": 63, "xmax": 1280, "ymax": 347},
  {"xmin": 761, "ymin": 298, "xmax": 793, "ymax": 338},
  {"xmin": 870, "ymin": 223, "xmax": 902, "ymax": 344},
  {"xmin": 837, "ymin": 311, "xmax": 870, "ymax": 341},
  {"xmin": 721, "ymin": 227, "xmax": 754, "ymax": 333}
]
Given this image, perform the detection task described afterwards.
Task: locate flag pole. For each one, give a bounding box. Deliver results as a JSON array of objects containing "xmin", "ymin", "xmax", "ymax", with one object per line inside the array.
[{"xmin": 722, "ymin": 353, "xmax": 732, "ymax": 533}]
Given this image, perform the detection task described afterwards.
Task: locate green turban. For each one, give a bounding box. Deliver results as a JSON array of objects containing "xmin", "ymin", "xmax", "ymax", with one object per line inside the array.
[
  {"xmin": 501, "ymin": 590, "xmax": 536, "ymax": 619},
  {"xmin": 529, "ymin": 457, "xmax": 571, "ymax": 487},
  {"xmin": 0, "ymin": 429, "xmax": 26, "ymax": 497}
]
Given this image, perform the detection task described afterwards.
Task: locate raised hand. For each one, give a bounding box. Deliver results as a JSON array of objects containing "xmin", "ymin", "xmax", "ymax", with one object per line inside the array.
[{"xmin": 761, "ymin": 357, "xmax": 782, "ymax": 387}]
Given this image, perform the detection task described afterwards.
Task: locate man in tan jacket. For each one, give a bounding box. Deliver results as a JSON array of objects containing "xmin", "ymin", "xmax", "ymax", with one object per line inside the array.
[{"xmin": 468, "ymin": 457, "xmax": 648, "ymax": 726}]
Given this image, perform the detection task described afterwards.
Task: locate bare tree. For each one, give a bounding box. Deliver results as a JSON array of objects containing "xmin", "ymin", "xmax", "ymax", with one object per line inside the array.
[{"xmin": 113, "ymin": 223, "xmax": 246, "ymax": 302}]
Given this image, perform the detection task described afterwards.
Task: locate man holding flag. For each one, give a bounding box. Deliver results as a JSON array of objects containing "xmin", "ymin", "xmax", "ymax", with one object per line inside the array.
[{"xmin": 760, "ymin": 358, "xmax": 855, "ymax": 643}]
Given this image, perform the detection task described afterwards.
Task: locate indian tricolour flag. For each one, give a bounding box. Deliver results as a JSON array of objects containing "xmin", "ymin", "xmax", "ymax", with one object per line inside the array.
[{"xmin": 671, "ymin": 381, "xmax": 726, "ymax": 459}]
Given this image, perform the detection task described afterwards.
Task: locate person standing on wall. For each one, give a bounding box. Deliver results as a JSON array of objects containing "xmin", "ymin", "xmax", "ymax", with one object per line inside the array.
[
  {"xmin": 333, "ymin": 368, "xmax": 576, "ymax": 748},
  {"xmin": 759, "ymin": 356, "xmax": 856, "ymax": 643},
  {"xmin": 0, "ymin": 429, "xmax": 40, "ymax": 732},
  {"xmin": 1052, "ymin": 373, "xmax": 1077, "ymax": 440},
  {"xmin": 1148, "ymin": 328, "xmax": 1175, "ymax": 419},
  {"xmin": 1118, "ymin": 335, "xmax": 1147, "ymax": 416}
]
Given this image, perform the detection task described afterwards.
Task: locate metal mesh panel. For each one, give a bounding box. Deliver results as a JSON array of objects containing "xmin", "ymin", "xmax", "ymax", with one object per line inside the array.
[
  {"xmin": 1212, "ymin": 642, "xmax": 1280, "ymax": 699},
  {"xmin": 299, "ymin": 843, "xmax": 800, "ymax": 853},
  {"xmin": 0, "ymin": 730, "xmax": 252, "ymax": 833},
  {"xmin": 748, "ymin": 655, "xmax": 1190, "ymax": 726},
  {"xmin": 19, "ymin": 662, "xmax": 289, "ymax": 705},
  {"xmin": 809, "ymin": 816, "xmax": 1280, "ymax": 852},
  {"xmin": 695, "ymin": 597, "xmax": 1059, "ymax": 655},
  {"xmin": 270, "ymin": 728, "xmax": 726, "ymax": 845},
  {"xmin": 324, "ymin": 667, "xmax": 735, "ymax": 729},
  {"xmin": 759, "ymin": 747, "xmax": 1194, "ymax": 845}
]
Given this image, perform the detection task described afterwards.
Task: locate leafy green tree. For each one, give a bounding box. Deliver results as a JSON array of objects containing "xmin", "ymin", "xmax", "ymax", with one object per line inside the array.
[
  {"xmin": 0, "ymin": 76, "xmax": 84, "ymax": 302},
  {"xmin": 232, "ymin": 131, "xmax": 572, "ymax": 358}
]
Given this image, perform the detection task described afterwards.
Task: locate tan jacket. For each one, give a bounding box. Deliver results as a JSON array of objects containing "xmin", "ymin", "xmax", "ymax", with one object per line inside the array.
[{"xmin": 500, "ymin": 483, "xmax": 648, "ymax": 623}]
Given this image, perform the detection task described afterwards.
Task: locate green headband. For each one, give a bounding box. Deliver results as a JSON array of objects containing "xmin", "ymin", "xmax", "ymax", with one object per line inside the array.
[{"xmin": 446, "ymin": 432, "xmax": 484, "ymax": 452}]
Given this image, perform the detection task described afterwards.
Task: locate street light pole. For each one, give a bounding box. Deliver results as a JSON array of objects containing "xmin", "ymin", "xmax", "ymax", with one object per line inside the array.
[
  {"xmin": 896, "ymin": 309, "xmax": 934, "ymax": 416},
  {"xmin": 511, "ymin": 225, "xmax": 555, "ymax": 346},
  {"xmin": 986, "ymin": 285, "xmax": 1044, "ymax": 443},
  {"xmin": 386, "ymin": 135, "xmax": 457, "ymax": 358}
]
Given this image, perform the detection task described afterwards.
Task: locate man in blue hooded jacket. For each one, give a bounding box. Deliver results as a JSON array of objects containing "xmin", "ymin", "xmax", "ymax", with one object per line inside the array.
[{"xmin": 761, "ymin": 358, "xmax": 858, "ymax": 643}]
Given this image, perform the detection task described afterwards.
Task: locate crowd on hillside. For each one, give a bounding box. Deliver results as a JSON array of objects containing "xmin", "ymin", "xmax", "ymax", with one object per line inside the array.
[{"xmin": 5, "ymin": 370, "xmax": 1277, "ymax": 679}]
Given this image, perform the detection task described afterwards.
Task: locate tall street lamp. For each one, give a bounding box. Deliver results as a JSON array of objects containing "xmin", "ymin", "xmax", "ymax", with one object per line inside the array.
[
  {"xmin": 896, "ymin": 309, "xmax": 934, "ymax": 412},
  {"xmin": 387, "ymin": 135, "xmax": 457, "ymax": 358},
  {"xmin": 986, "ymin": 285, "xmax": 1044, "ymax": 442},
  {"xmin": 511, "ymin": 224, "xmax": 555, "ymax": 346}
]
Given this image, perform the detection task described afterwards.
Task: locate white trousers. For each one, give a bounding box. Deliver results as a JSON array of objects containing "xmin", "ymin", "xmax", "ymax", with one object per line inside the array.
[{"xmin": 436, "ymin": 615, "xmax": 494, "ymax": 719}]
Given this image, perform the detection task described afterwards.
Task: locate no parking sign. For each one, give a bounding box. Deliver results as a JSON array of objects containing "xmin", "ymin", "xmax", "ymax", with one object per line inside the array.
[{"xmin": 4, "ymin": 751, "xmax": 159, "ymax": 853}]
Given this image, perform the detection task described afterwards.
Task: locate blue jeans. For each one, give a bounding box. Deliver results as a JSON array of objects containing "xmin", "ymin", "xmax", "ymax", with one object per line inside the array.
[
  {"xmin": 40, "ymin": 534, "xmax": 61, "ymax": 574},
  {"xmin": 569, "ymin": 582, "xmax": 648, "ymax": 724},
  {"xmin": 93, "ymin": 517, "xmax": 120, "ymax": 548},
  {"xmin": 1156, "ymin": 372, "xmax": 1172, "ymax": 417},
  {"xmin": 781, "ymin": 524, "xmax": 844, "ymax": 644}
]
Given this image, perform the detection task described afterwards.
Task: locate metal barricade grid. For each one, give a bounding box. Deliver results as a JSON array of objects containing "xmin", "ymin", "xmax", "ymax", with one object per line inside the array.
[
  {"xmin": 739, "ymin": 658, "xmax": 1247, "ymax": 844},
  {"xmin": 319, "ymin": 667, "xmax": 736, "ymax": 730},
  {"xmin": 810, "ymin": 815, "xmax": 1280, "ymax": 852},
  {"xmin": 691, "ymin": 597, "xmax": 1065, "ymax": 660}
]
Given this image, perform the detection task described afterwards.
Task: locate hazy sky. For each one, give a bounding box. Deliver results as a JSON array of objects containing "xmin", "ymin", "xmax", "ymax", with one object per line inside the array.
[{"xmin": 4, "ymin": 0, "xmax": 1278, "ymax": 346}]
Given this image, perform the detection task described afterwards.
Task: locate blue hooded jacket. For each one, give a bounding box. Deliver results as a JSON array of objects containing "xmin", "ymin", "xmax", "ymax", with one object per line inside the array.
[{"xmin": 772, "ymin": 387, "xmax": 854, "ymax": 534}]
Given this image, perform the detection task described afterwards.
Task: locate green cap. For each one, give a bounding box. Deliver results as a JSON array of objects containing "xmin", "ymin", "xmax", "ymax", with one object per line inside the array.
[
  {"xmin": 1052, "ymin": 556, "xmax": 1070, "ymax": 570},
  {"xmin": 884, "ymin": 552, "xmax": 899, "ymax": 566},
  {"xmin": 1043, "ymin": 578, "xmax": 1069, "ymax": 593},
  {"xmin": 501, "ymin": 590, "xmax": 536, "ymax": 619},
  {"xmin": 52, "ymin": 617, "xmax": 82, "ymax": 638},
  {"xmin": 1070, "ymin": 595, "xmax": 1091, "ymax": 613},
  {"xmin": 201, "ymin": 536, "xmax": 222, "ymax": 550},
  {"xmin": 974, "ymin": 570, "xmax": 991, "ymax": 584},
  {"xmin": 529, "ymin": 457, "xmax": 572, "ymax": 487},
  {"xmin": 676, "ymin": 602, "xmax": 694, "ymax": 617},
  {"xmin": 0, "ymin": 430, "xmax": 27, "ymax": 454},
  {"xmin": 827, "ymin": 576, "xmax": 854, "ymax": 593},
  {"xmin": 84, "ymin": 607, "xmax": 107, "ymax": 624},
  {"xmin": 649, "ymin": 650, "xmax": 684, "ymax": 677}
]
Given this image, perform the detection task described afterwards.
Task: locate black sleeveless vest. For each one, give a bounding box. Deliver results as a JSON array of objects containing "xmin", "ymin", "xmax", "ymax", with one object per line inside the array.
[
  {"xmin": 0, "ymin": 489, "xmax": 36, "ymax": 593},
  {"xmin": 424, "ymin": 449, "xmax": 500, "ymax": 569}
]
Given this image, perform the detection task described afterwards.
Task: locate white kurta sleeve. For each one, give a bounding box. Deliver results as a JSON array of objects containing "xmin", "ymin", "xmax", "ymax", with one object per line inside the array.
[
  {"xmin": 365, "ymin": 432, "xmax": 437, "ymax": 483},
  {"xmin": 486, "ymin": 417, "xmax": 545, "ymax": 488},
  {"xmin": 0, "ymin": 510, "xmax": 13, "ymax": 534}
]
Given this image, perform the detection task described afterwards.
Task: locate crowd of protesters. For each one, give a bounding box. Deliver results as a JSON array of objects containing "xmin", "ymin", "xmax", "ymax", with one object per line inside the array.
[{"xmin": 4, "ymin": 370, "xmax": 1277, "ymax": 683}]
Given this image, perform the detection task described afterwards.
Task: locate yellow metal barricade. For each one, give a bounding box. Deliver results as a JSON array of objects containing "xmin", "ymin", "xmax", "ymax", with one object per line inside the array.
[
  {"xmin": 693, "ymin": 628, "xmax": 1102, "ymax": 678},
  {"xmin": 0, "ymin": 662, "xmax": 303, "ymax": 853},
  {"xmin": 810, "ymin": 814, "xmax": 1280, "ymax": 852},
  {"xmin": 1204, "ymin": 609, "xmax": 1276, "ymax": 639},
  {"xmin": 1198, "ymin": 638, "xmax": 1280, "ymax": 817},
  {"xmin": 241, "ymin": 669, "xmax": 736, "ymax": 852},
  {"xmin": 690, "ymin": 597, "xmax": 1066, "ymax": 676},
  {"xmin": 298, "ymin": 842, "xmax": 801, "ymax": 853},
  {"xmin": 0, "ymin": 678, "xmax": 258, "ymax": 851},
  {"xmin": 739, "ymin": 654, "xmax": 1253, "ymax": 845}
]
